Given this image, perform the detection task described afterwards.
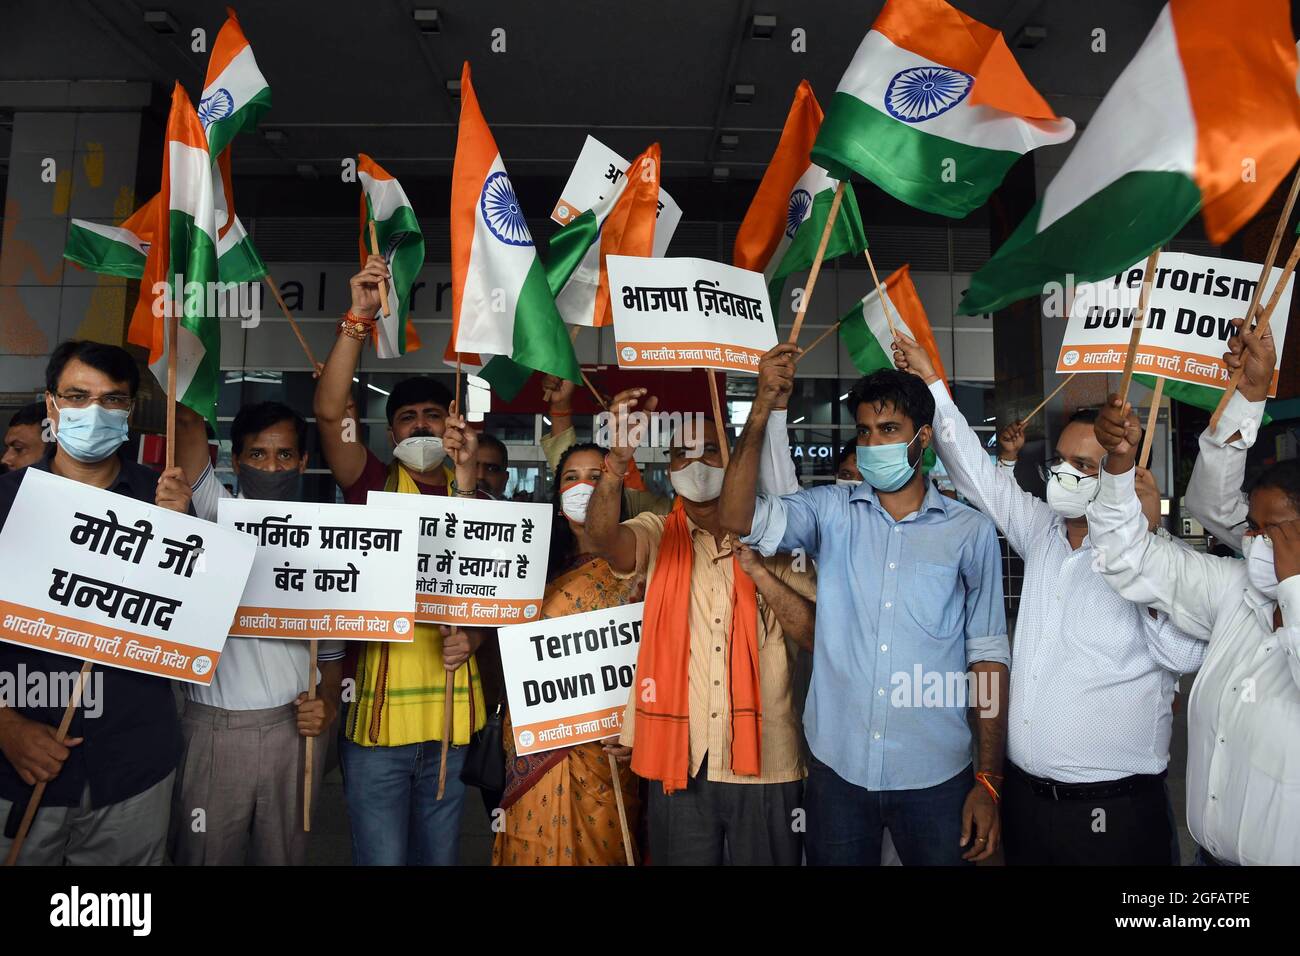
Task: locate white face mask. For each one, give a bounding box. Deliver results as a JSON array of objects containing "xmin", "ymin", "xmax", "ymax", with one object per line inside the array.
[
  {"xmin": 1045, "ymin": 461, "xmax": 1100, "ymax": 518},
  {"xmin": 835, "ymin": 478, "xmax": 861, "ymax": 488},
  {"xmin": 670, "ymin": 460, "xmax": 724, "ymax": 503},
  {"xmin": 1244, "ymin": 534, "xmax": 1279, "ymax": 600},
  {"xmin": 560, "ymin": 481, "xmax": 595, "ymax": 525},
  {"xmin": 393, "ymin": 435, "xmax": 446, "ymax": 472}
]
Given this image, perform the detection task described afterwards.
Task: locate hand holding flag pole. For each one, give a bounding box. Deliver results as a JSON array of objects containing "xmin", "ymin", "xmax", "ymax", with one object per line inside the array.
[
  {"xmin": 368, "ymin": 220, "xmax": 393, "ymax": 320},
  {"xmin": 1138, "ymin": 378, "xmax": 1164, "ymax": 470}
]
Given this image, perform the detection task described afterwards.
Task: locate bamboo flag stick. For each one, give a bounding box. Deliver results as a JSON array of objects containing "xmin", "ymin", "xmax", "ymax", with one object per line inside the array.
[
  {"xmin": 437, "ymin": 663, "xmax": 455, "ymax": 801},
  {"xmin": 863, "ymin": 246, "xmax": 901, "ymax": 339},
  {"xmin": 368, "ymin": 220, "xmax": 392, "ymax": 320},
  {"xmin": 794, "ymin": 317, "xmax": 844, "ymax": 365},
  {"xmin": 1021, "ymin": 374, "xmax": 1078, "ymax": 426},
  {"xmin": 4, "ymin": 661, "xmax": 92, "ymax": 866},
  {"xmin": 608, "ymin": 752, "xmax": 635, "ymax": 866},
  {"xmin": 262, "ymin": 275, "xmax": 318, "ymax": 367},
  {"xmin": 787, "ymin": 181, "xmax": 845, "ymax": 345},
  {"xmin": 706, "ymin": 369, "xmax": 730, "ymax": 468},
  {"xmin": 1138, "ymin": 377, "xmax": 1164, "ymax": 470},
  {"xmin": 303, "ymin": 639, "xmax": 318, "ymax": 832},
  {"xmin": 1117, "ymin": 248, "xmax": 1163, "ymax": 405},
  {"xmin": 1209, "ymin": 168, "xmax": 1300, "ymax": 426},
  {"xmin": 166, "ymin": 310, "xmax": 179, "ymax": 469}
]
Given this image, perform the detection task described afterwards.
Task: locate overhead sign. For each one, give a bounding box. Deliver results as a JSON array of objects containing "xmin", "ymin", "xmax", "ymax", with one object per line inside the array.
[
  {"xmin": 0, "ymin": 470, "xmax": 256, "ymax": 684},
  {"xmin": 551, "ymin": 135, "xmax": 682, "ymax": 257},
  {"xmin": 219, "ymin": 499, "xmax": 419, "ymax": 641},
  {"xmin": 608, "ymin": 255, "xmax": 778, "ymax": 373},
  {"xmin": 1056, "ymin": 251, "xmax": 1293, "ymax": 394},
  {"xmin": 367, "ymin": 492, "xmax": 552, "ymax": 627},
  {"xmin": 498, "ymin": 602, "xmax": 644, "ymax": 756}
]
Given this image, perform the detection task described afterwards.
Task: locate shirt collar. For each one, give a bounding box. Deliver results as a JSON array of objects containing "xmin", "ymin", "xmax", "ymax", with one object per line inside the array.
[
  {"xmin": 33, "ymin": 449, "xmax": 149, "ymax": 498},
  {"xmin": 1241, "ymin": 582, "xmax": 1277, "ymax": 631}
]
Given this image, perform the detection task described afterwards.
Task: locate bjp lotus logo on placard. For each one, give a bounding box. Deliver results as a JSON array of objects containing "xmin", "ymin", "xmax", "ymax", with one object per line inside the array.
[
  {"xmin": 1062, "ymin": 349, "xmax": 1080, "ymax": 367},
  {"xmin": 394, "ymin": 616, "xmax": 411, "ymax": 635},
  {"xmin": 519, "ymin": 730, "xmax": 535, "ymax": 748},
  {"xmin": 620, "ymin": 346, "xmax": 637, "ymax": 363}
]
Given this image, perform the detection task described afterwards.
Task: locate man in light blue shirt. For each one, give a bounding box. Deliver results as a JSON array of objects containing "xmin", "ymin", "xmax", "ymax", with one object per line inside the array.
[{"xmin": 719, "ymin": 345, "xmax": 1010, "ymax": 866}]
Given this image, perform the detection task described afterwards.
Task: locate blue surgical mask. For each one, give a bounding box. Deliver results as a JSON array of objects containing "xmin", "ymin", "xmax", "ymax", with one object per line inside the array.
[
  {"xmin": 52, "ymin": 400, "xmax": 130, "ymax": 463},
  {"xmin": 856, "ymin": 430, "xmax": 923, "ymax": 493}
]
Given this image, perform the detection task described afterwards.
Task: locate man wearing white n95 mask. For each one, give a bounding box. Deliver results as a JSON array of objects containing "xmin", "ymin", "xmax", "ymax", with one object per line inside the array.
[{"xmin": 894, "ymin": 331, "xmax": 1203, "ymax": 866}]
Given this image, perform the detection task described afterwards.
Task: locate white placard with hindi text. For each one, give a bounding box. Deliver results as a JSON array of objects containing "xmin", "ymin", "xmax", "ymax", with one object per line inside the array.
[
  {"xmin": 1056, "ymin": 251, "xmax": 1292, "ymax": 394},
  {"xmin": 366, "ymin": 492, "xmax": 552, "ymax": 627},
  {"xmin": 218, "ymin": 499, "xmax": 419, "ymax": 642},
  {"xmin": 551, "ymin": 135, "xmax": 681, "ymax": 257},
  {"xmin": 608, "ymin": 255, "xmax": 778, "ymax": 373},
  {"xmin": 0, "ymin": 469, "xmax": 256, "ymax": 684},
  {"xmin": 499, "ymin": 602, "xmax": 644, "ymax": 756}
]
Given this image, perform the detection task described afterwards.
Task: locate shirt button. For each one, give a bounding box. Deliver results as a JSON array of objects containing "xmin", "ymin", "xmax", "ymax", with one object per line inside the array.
[
  {"xmin": 873, "ymin": 732, "xmax": 881, "ymax": 739},
  {"xmin": 714, "ymin": 618, "xmax": 721, "ymax": 624},
  {"xmin": 888, "ymin": 562, "xmax": 896, "ymax": 569},
  {"xmin": 1219, "ymin": 737, "xmax": 1225, "ymax": 744},
  {"xmin": 713, "ymin": 680, "xmax": 720, "ymax": 686},
  {"xmin": 884, "ymin": 601, "xmax": 892, "ymax": 609},
  {"xmin": 711, "ymin": 712, "xmax": 718, "ymax": 718},
  {"xmin": 715, "ymin": 646, "xmax": 722, "ymax": 653},
  {"xmin": 893, "ymin": 528, "xmax": 900, "ymax": 535},
  {"xmin": 880, "ymin": 644, "xmax": 888, "ymax": 652},
  {"xmin": 877, "ymin": 688, "xmax": 884, "ymax": 696}
]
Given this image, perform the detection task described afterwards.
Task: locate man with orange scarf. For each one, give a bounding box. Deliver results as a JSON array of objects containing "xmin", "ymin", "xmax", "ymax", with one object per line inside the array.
[{"xmin": 587, "ymin": 391, "xmax": 817, "ymax": 865}]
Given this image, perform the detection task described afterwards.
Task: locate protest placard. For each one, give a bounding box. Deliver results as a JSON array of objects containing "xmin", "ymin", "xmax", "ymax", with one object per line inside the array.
[
  {"xmin": 551, "ymin": 135, "xmax": 681, "ymax": 257},
  {"xmin": 1055, "ymin": 251, "xmax": 1293, "ymax": 393},
  {"xmin": 367, "ymin": 492, "xmax": 552, "ymax": 627},
  {"xmin": 219, "ymin": 499, "xmax": 419, "ymax": 641},
  {"xmin": 499, "ymin": 602, "xmax": 644, "ymax": 756},
  {"xmin": 608, "ymin": 255, "xmax": 778, "ymax": 373},
  {"xmin": 0, "ymin": 470, "xmax": 256, "ymax": 684}
]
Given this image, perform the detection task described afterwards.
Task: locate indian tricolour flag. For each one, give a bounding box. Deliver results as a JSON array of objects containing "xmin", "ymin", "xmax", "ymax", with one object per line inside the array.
[
  {"xmin": 839, "ymin": 264, "xmax": 949, "ymax": 389},
  {"xmin": 126, "ymin": 83, "xmax": 221, "ymax": 430},
  {"xmin": 199, "ymin": 7, "xmax": 269, "ymax": 284},
  {"xmin": 445, "ymin": 62, "xmax": 580, "ymax": 398},
  {"xmin": 735, "ymin": 80, "xmax": 867, "ymax": 310},
  {"xmin": 64, "ymin": 195, "xmax": 158, "ymax": 278},
  {"xmin": 358, "ymin": 154, "xmax": 425, "ymax": 358},
  {"xmin": 548, "ymin": 142, "xmax": 661, "ymax": 328},
  {"xmin": 962, "ymin": 0, "xmax": 1300, "ymax": 315},
  {"xmin": 811, "ymin": 0, "xmax": 1073, "ymax": 219}
]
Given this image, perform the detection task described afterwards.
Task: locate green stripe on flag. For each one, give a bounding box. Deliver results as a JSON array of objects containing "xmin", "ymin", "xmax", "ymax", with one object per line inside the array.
[
  {"xmin": 960, "ymin": 170, "xmax": 1202, "ymax": 315},
  {"xmin": 166, "ymin": 210, "xmax": 221, "ymax": 431},
  {"xmin": 511, "ymin": 257, "xmax": 581, "ymax": 385},
  {"xmin": 63, "ymin": 227, "xmax": 146, "ymax": 279},
  {"xmin": 217, "ymin": 235, "xmax": 266, "ymax": 285},
  {"xmin": 544, "ymin": 209, "xmax": 600, "ymax": 296},
  {"xmin": 1134, "ymin": 374, "xmax": 1273, "ymax": 426},
  {"xmin": 768, "ymin": 182, "xmax": 869, "ymax": 319},
  {"xmin": 479, "ymin": 355, "xmax": 536, "ymax": 402},
  {"xmin": 838, "ymin": 302, "xmax": 893, "ymax": 375},
  {"xmin": 206, "ymin": 90, "xmax": 272, "ymax": 159},
  {"xmin": 811, "ymin": 93, "xmax": 1022, "ymax": 219}
]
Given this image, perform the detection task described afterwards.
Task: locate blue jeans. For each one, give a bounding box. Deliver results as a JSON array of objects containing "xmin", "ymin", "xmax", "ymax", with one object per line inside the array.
[
  {"xmin": 340, "ymin": 738, "xmax": 468, "ymax": 866},
  {"xmin": 805, "ymin": 755, "xmax": 973, "ymax": 866}
]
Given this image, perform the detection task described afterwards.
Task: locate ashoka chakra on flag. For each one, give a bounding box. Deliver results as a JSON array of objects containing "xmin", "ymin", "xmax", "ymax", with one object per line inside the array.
[
  {"xmin": 785, "ymin": 188, "xmax": 812, "ymax": 238},
  {"xmin": 884, "ymin": 66, "xmax": 972, "ymax": 123},
  {"xmin": 480, "ymin": 171, "xmax": 533, "ymax": 246},
  {"xmin": 197, "ymin": 88, "xmax": 234, "ymax": 129}
]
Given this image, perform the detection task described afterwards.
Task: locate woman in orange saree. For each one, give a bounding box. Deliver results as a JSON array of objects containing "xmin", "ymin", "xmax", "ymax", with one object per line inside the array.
[{"xmin": 492, "ymin": 444, "xmax": 643, "ymax": 866}]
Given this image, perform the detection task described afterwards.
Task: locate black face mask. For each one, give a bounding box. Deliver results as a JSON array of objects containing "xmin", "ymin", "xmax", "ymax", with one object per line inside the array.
[{"xmin": 237, "ymin": 466, "xmax": 303, "ymax": 501}]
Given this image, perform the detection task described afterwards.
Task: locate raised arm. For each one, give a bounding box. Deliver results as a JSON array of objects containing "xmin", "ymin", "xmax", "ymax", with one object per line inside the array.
[
  {"xmin": 719, "ymin": 344, "xmax": 800, "ymax": 536},
  {"xmin": 313, "ymin": 255, "xmax": 388, "ymax": 490},
  {"xmin": 735, "ymin": 543, "xmax": 815, "ymax": 650},
  {"xmin": 539, "ymin": 374, "xmax": 577, "ymax": 470},
  {"xmin": 1185, "ymin": 319, "xmax": 1273, "ymax": 551},
  {"xmin": 1089, "ymin": 394, "xmax": 1239, "ymax": 640},
  {"xmin": 893, "ymin": 330, "xmax": 1051, "ymax": 555},
  {"xmin": 585, "ymin": 388, "xmax": 651, "ymax": 574},
  {"xmin": 174, "ymin": 403, "xmax": 213, "ymax": 488}
]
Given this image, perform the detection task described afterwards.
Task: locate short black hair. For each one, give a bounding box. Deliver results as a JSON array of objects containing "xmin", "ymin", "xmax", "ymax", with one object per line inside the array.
[
  {"xmin": 478, "ymin": 432, "xmax": 508, "ymax": 465},
  {"xmin": 845, "ymin": 369, "xmax": 934, "ymax": 433},
  {"xmin": 45, "ymin": 340, "xmax": 140, "ymax": 397},
  {"xmin": 1249, "ymin": 459, "xmax": 1300, "ymax": 515},
  {"xmin": 231, "ymin": 401, "xmax": 307, "ymax": 457},
  {"xmin": 837, "ymin": 440, "xmax": 857, "ymax": 468},
  {"xmin": 386, "ymin": 376, "xmax": 452, "ymax": 425},
  {"xmin": 9, "ymin": 402, "xmax": 47, "ymax": 430}
]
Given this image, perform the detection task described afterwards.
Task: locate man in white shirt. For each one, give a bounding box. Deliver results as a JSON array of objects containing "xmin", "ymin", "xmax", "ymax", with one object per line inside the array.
[
  {"xmin": 894, "ymin": 333, "xmax": 1204, "ymax": 865},
  {"xmin": 1092, "ymin": 390, "xmax": 1300, "ymax": 865},
  {"xmin": 172, "ymin": 402, "xmax": 344, "ymax": 865}
]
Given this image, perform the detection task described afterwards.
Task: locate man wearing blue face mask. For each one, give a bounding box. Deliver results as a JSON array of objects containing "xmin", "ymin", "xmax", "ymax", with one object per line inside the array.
[
  {"xmin": 170, "ymin": 401, "xmax": 344, "ymax": 865},
  {"xmin": 0, "ymin": 340, "xmax": 192, "ymax": 865},
  {"xmin": 720, "ymin": 345, "xmax": 1010, "ymax": 866},
  {"xmin": 894, "ymin": 332, "xmax": 1203, "ymax": 866}
]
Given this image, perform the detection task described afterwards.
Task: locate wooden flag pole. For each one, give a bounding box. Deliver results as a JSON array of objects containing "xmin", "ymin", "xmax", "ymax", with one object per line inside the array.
[
  {"xmin": 1117, "ymin": 248, "xmax": 1163, "ymax": 405},
  {"xmin": 787, "ymin": 181, "xmax": 845, "ymax": 345},
  {"xmin": 863, "ymin": 246, "xmax": 901, "ymax": 339},
  {"xmin": 262, "ymin": 275, "xmax": 318, "ymax": 367},
  {"xmin": 706, "ymin": 369, "xmax": 730, "ymax": 468},
  {"xmin": 1138, "ymin": 377, "xmax": 1164, "ymax": 470},
  {"xmin": 4, "ymin": 661, "xmax": 92, "ymax": 866},
  {"xmin": 303, "ymin": 639, "xmax": 318, "ymax": 832},
  {"xmin": 607, "ymin": 752, "xmax": 635, "ymax": 866},
  {"xmin": 165, "ymin": 309, "xmax": 179, "ymax": 469},
  {"xmin": 794, "ymin": 317, "xmax": 845, "ymax": 366},
  {"xmin": 1021, "ymin": 374, "xmax": 1078, "ymax": 426},
  {"xmin": 437, "ymin": 661, "xmax": 455, "ymax": 801},
  {"xmin": 368, "ymin": 220, "xmax": 393, "ymax": 320}
]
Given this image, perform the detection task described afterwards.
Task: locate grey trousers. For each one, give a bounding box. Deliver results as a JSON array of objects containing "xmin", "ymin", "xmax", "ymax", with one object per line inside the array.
[
  {"xmin": 170, "ymin": 699, "xmax": 325, "ymax": 866},
  {"xmin": 0, "ymin": 771, "xmax": 174, "ymax": 866},
  {"xmin": 647, "ymin": 768, "xmax": 803, "ymax": 866}
]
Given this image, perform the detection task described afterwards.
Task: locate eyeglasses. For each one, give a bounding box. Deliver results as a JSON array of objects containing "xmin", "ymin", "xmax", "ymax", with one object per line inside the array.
[
  {"xmin": 53, "ymin": 390, "xmax": 134, "ymax": 412},
  {"xmin": 1037, "ymin": 457, "xmax": 1099, "ymax": 491}
]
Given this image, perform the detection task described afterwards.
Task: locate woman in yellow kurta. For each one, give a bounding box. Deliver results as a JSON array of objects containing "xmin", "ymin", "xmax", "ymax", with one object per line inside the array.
[{"xmin": 493, "ymin": 444, "xmax": 642, "ymax": 866}]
